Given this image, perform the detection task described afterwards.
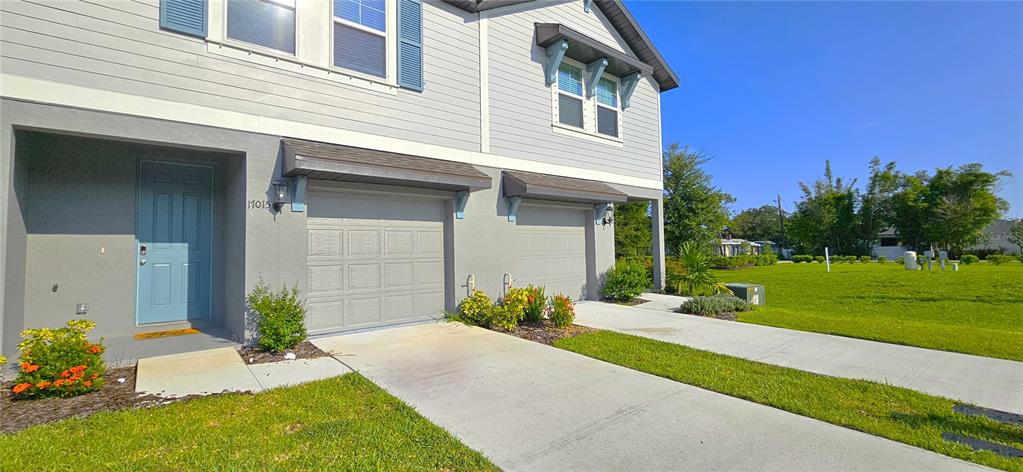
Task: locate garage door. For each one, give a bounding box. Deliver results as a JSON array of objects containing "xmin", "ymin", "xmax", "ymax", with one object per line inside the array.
[
  {"xmin": 305, "ymin": 189, "xmax": 445, "ymax": 333},
  {"xmin": 514, "ymin": 204, "xmax": 588, "ymax": 300}
]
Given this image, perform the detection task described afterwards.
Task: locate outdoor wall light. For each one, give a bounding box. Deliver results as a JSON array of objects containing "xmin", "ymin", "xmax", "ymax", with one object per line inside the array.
[{"xmin": 272, "ymin": 179, "xmax": 290, "ymax": 212}]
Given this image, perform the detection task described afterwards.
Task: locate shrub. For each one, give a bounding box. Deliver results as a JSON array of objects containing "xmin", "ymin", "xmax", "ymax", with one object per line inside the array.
[
  {"xmin": 11, "ymin": 319, "xmax": 106, "ymax": 399},
  {"xmin": 960, "ymin": 254, "xmax": 979, "ymax": 265},
  {"xmin": 488, "ymin": 304, "xmax": 521, "ymax": 332},
  {"xmin": 895, "ymin": 256, "xmax": 905, "ymax": 265},
  {"xmin": 549, "ymin": 294, "xmax": 575, "ymax": 328},
  {"xmin": 793, "ymin": 255, "xmax": 813, "ymax": 263},
  {"xmin": 458, "ymin": 290, "xmax": 493, "ymax": 327},
  {"xmin": 986, "ymin": 254, "xmax": 1013, "ymax": 265},
  {"xmin": 814, "ymin": 256, "xmax": 825, "ymax": 263},
  {"xmin": 602, "ymin": 259, "xmax": 649, "ymax": 301},
  {"xmin": 846, "ymin": 255, "xmax": 859, "ymax": 263},
  {"xmin": 680, "ymin": 295, "xmax": 753, "ymax": 317},
  {"xmin": 499, "ymin": 288, "xmax": 530, "ymax": 328},
  {"xmin": 670, "ymin": 242, "xmax": 731, "ymax": 296},
  {"xmin": 859, "ymin": 256, "xmax": 872, "ymax": 263},
  {"xmin": 522, "ymin": 285, "xmax": 547, "ymax": 323},
  {"xmin": 877, "ymin": 256, "xmax": 888, "ymax": 264},
  {"xmin": 1017, "ymin": 254, "xmax": 1023, "ymax": 264},
  {"xmin": 664, "ymin": 257, "xmax": 685, "ymax": 294},
  {"xmin": 247, "ymin": 281, "xmax": 307, "ymax": 352}
]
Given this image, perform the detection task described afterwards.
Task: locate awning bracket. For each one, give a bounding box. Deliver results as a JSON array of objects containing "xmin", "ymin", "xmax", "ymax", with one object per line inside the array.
[
  {"xmin": 290, "ymin": 175, "xmax": 307, "ymax": 212},
  {"xmin": 586, "ymin": 58, "xmax": 609, "ymax": 98},
  {"xmin": 595, "ymin": 203, "xmax": 611, "ymax": 225},
  {"xmin": 455, "ymin": 191, "xmax": 469, "ymax": 219},
  {"xmin": 583, "ymin": 0, "xmax": 593, "ymax": 13},
  {"xmin": 621, "ymin": 73, "xmax": 641, "ymax": 109},
  {"xmin": 507, "ymin": 196, "xmax": 522, "ymax": 222},
  {"xmin": 545, "ymin": 40, "xmax": 569, "ymax": 85}
]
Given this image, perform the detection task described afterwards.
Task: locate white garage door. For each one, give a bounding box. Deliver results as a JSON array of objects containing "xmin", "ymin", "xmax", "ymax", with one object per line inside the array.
[
  {"xmin": 305, "ymin": 189, "xmax": 445, "ymax": 333},
  {"xmin": 514, "ymin": 204, "xmax": 588, "ymax": 300}
]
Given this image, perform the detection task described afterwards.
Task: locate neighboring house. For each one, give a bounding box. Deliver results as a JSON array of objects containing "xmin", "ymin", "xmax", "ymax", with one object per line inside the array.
[
  {"xmin": 870, "ymin": 220, "xmax": 1021, "ymax": 258},
  {"xmin": 716, "ymin": 238, "xmax": 762, "ymax": 257},
  {"xmin": 872, "ymin": 229, "xmax": 907, "ymax": 260},
  {"xmin": 0, "ymin": 0, "xmax": 677, "ymax": 359}
]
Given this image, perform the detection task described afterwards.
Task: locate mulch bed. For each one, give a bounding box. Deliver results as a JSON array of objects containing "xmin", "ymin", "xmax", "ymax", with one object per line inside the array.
[
  {"xmin": 675, "ymin": 309, "xmax": 738, "ymax": 321},
  {"xmin": 603, "ymin": 298, "xmax": 649, "ymax": 307},
  {"xmin": 0, "ymin": 366, "xmax": 189, "ymax": 434},
  {"xmin": 237, "ymin": 340, "xmax": 329, "ymax": 365},
  {"xmin": 502, "ymin": 321, "xmax": 599, "ymax": 345}
]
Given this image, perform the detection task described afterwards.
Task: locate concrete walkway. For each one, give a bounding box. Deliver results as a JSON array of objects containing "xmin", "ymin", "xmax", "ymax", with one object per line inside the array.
[
  {"xmin": 575, "ymin": 300, "xmax": 1023, "ymax": 414},
  {"xmin": 312, "ymin": 323, "xmax": 985, "ymax": 471},
  {"xmin": 135, "ymin": 347, "xmax": 351, "ymax": 397}
]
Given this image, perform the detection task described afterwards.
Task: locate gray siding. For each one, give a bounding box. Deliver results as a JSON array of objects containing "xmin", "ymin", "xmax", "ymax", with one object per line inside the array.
[
  {"xmin": 0, "ymin": 0, "xmax": 481, "ymax": 151},
  {"xmin": 486, "ymin": 0, "xmax": 663, "ymax": 182}
]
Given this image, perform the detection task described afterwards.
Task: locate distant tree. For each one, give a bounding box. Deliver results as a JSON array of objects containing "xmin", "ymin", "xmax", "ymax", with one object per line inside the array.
[
  {"xmin": 856, "ymin": 157, "xmax": 900, "ymax": 254},
  {"xmin": 614, "ymin": 201, "xmax": 652, "ymax": 260},
  {"xmin": 662, "ymin": 144, "xmax": 734, "ymax": 255},
  {"xmin": 787, "ymin": 160, "xmax": 860, "ymax": 255},
  {"xmin": 730, "ymin": 204, "xmax": 786, "ymax": 243},
  {"xmin": 1008, "ymin": 220, "xmax": 1023, "ymax": 253},
  {"xmin": 921, "ymin": 164, "xmax": 1010, "ymax": 253}
]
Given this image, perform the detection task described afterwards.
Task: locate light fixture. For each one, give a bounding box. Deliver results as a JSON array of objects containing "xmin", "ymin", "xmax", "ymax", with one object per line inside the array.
[{"xmin": 272, "ymin": 179, "xmax": 290, "ymax": 212}]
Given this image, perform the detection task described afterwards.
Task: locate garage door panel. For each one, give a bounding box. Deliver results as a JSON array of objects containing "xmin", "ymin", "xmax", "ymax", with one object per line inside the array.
[
  {"xmin": 515, "ymin": 205, "xmax": 588, "ymax": 300},
  {"xmin": 307, "ymin": 189, "xmax": 445, "ymax": 333}
]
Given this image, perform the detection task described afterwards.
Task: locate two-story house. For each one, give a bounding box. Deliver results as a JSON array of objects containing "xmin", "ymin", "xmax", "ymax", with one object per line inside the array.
[{"xmin": 0, "ymin": 0, "xmax": 677, "ymax": 361}]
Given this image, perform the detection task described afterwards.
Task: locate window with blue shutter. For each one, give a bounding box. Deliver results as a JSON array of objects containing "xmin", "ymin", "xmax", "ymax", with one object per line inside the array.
[
  {"xmin": 334, "ymin": 0, "xmax": 388, "ymax": 78},
  {"xmin": 398, "ymin": 0, "xmax": 423, "ymax": 91},
  {"xmin": 160, "ymin": 0, "xmax": 207, "ymax": 38}
]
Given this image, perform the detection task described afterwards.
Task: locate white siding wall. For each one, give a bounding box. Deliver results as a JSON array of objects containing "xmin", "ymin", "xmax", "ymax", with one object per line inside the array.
[
  {"xmin": 0, "ymin": 0, "xmax": 481, "ymax": 151},
  {"xmin": 486, "ymin": 1, "xmax": 663, "ymax": 182}
]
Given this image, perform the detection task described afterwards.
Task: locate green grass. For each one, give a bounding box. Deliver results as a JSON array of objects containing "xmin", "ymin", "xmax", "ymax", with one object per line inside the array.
[
  {"xmin": 712, "ymin": 262, "xmax": 1023, "ymax": 361},
  {"xmin": 0, "ymin": 374, "xmax": 496, "ymax": 471},
  {"xmin": 555, "ymin": 330, "xmax": 1023, "ymax": 472}
]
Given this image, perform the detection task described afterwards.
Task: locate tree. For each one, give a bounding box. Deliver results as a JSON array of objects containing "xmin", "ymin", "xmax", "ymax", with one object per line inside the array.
[
  {"xmin": 614, "ymin": 201, "xmax": 652, "ymax": 260},
  {"xmin": 1008, "ymin": 220, "xmax": 1023, "ymax": 253},
  {"xmin": 730, "ymin": 205, "xmax": 786, "ymax": 243},
  {"xmin": 662, "ymin": 144, "xmax": 734, "ymax": 255},
  {"xmin": 857, "ymin": 157, "xmax": 900, "ymax": 254},
  {"xmin": 787, "ymin": 161, "xmax": 860, "ymax": 255}
]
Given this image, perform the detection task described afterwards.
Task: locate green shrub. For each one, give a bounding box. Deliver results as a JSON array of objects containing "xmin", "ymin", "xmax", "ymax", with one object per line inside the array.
[
  {"xmin": 793, "ymin": 255, "xmax": 813, "ymax": 263},
  {"xmin": 895, "ymin": 256, "xmax": 905, "ymax": 265},
  {"xmin": 845, "ymin": 255, "xmax": 859, "ymax": 263},
  {"xmin": 549, "ymin": 294, "xmax": 575, "ymax": 328},
  {"xmin": 960, "ymin": 254, "xmax": 979, "ymax": 265},
  {"xmin": 1017, "ymin": 254, "xmax": 1023, "ymax": 264},
  {"xmin": 814, "ymin": 256, "xmax": 825, "ymax": 263},
  {"xmin": 602, "ymin": 259, "xmax": 649, "ymax": 301},
  {"xmin": 247, "ymin": 281, "xmax": 307, "ymax": 352},
  {"xmin": 680, "ymin": 295, "xmax": 753, "ymax": 317},
  {"xmin": 498, "ymin": 288, "xmax": 530, "ymax": 329},
  {"xmin": 986, "ymin": 254, "xmax": 1013, "ymax": 265},
  {"xmin": 877, "ymin": 256, "xmax": 888, "ymax": 264},
  {"xmin": 522, "ymin": 285, "xmax": 547, "ymax": 323},
  {"xmin": 859, "ymin": 256, "xmax": 872, "ymax": 263},
  {"xmin": 458, "ymin": 290, "xmax": 493, "ymax": 327},
  {"xmin": 671, "ymin": 242, "xmax": 732, "ymax": 296},
  {"xmin": 11, "ymin": 319, "xmax": 106, "ymax": 399},
  {"xmin": 664, "ymin": 257, "xmax": 685, "ymax": 294}
]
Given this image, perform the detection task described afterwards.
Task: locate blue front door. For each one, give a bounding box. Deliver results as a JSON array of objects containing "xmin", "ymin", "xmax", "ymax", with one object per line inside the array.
[{"xmin": 137, "ymin": 161, "xmax": 213, "ymax": 324}]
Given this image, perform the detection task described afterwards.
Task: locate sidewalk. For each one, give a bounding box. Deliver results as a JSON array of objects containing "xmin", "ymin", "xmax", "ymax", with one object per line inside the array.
[{"xmin": 575, "ymin": 298, "xmax": 1023, "ymax": 414}]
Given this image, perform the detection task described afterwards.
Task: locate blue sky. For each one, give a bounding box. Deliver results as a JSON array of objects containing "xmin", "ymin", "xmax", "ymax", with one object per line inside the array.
[{"xmin": 626, "ymin": 1, "xmax": 1023, "ymax": 217}]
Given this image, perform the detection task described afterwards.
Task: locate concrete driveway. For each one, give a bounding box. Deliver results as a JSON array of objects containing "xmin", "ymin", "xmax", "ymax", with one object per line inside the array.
[
  {"xmin": 313, "ymin": 323, "xmax": 985, "ymax": 471},
  {"xmin": 576, "ymin": 300, "xmax": 1023, "ymax": 415}
]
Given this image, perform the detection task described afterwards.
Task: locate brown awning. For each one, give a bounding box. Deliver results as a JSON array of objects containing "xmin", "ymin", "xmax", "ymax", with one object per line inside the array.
[
  {"xmin": 535, "ymin": 23, "xmax": 654, "ymax": 78},
  {"xmin": 502, "ymin": 170, "xmax": 628, "ymax": 203},
  {"xmin": 282, "ymin": 138, "xmax": 492, "ymax": 191}
]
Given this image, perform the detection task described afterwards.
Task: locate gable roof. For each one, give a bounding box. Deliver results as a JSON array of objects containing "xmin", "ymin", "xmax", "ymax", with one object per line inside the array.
[{"xmin": 444, "ymin": 0, "xmax": 679, "ymax": 91}]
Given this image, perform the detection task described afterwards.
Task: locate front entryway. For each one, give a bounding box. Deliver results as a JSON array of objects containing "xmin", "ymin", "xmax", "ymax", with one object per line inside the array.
[
  {"xmin": 136, "ymin": 161, "xmax": 214, "ymax": 324},
  {"xmin": 304, "ymin": 188, "xmax": 446, "ymax": 333},
  {"xmin": 513, "ymin": 204, "xmax": 588, "ymax": 299}
]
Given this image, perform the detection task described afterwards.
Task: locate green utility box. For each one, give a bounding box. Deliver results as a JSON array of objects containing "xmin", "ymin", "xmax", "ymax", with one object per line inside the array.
[{"xmin": 725, "ymin": 283, "xmax": 765, "ymax": 306}]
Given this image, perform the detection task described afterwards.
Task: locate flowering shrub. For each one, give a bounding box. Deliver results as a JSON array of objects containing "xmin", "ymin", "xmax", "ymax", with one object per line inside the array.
[
  {"xmin": 11, "ymin": 319, "xmax": 106, "ymax": 399},
  {"xmin": 549, "ymin": 294, "xmax": 575, "ymax": 328},
  {"xmin": 247, "ymin": 281, "xmax": 306, "ymax": 352},
  {"xmin": 522, "ymin": 285, "xmax": 547, "ymax": 323},
  {"xmin": 458, "ymin": 290, "xmax": 493, "ymax": 327}
]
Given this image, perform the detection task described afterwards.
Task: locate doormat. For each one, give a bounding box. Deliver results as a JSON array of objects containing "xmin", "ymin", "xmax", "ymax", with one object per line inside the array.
[{"xmin": 134, "ymin": 328, "xmax": 200, "ymax": 340}]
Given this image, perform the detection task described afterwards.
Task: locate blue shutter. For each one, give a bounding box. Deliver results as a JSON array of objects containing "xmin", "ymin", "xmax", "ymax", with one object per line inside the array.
[
  {"xmin": 398, "ymin": 0, "xmax": 423, "ymax": 91},
  {"xmin": 160, "ymin": 0, "xmax": 207, "ymax": 38}
]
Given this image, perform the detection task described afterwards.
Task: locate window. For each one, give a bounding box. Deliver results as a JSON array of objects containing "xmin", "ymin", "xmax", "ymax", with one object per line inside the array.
[
  {"xmin": 557, "ymin": 63, "xmax": 584, "ymax": 128},
  {"xmin": 880, "ymin": 237, "xmax": 899, "ymax": 247},
  {"xmin": 595, "ymin": 77, "xmax": 619, "ymax": 137},
  {"xmin": 226, "ymin": 0, "xmax": 296, "ymax": 54},
  {"xmin": 334, "ymin": 0, "xmax": 387, "ymax": 78}
]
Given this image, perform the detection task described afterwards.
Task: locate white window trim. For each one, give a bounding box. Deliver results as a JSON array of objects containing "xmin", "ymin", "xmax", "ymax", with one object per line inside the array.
[
  {"xmin": 594, "ymin": 73, "xmax": 623, "ymax": 141},
  {"xmin": 553, "ymin": 59, "xmax": 585, "ymax": 130},
  {"xmin": 220, "ymin": 0, "xmax": 299, "ymax": 58},
  {"xmin": 330, "ymin": 0, "xmax": 397, "ymax": 83},
  {"xmin": 551, "ymin": 57, "xmax": 624, "ymax": 144}
]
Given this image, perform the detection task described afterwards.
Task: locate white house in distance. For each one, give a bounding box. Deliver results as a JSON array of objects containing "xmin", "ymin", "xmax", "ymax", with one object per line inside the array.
[{"xmin": 871, "ymin": 219, "xmax": 1021, "ymax": 258}]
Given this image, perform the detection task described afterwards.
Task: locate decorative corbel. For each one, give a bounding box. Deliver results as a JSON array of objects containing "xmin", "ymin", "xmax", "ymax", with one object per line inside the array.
[
  {"xmin": 454, "ymin": 191, "xmax": 469, "ymax": 219},
  {"xmin": 595, "ymin": 203, "xmax": 611, "ymax": 225},
  {"xmin": 290, "ymin": 175, "xmax": 307, "ymax": 212},
  {"xmin": 545, "ymin": 40, "xmax": 569, "ymax": 85},
  {"xmin": 583, "ymin": 0, "xmax": 594, "ymax": 13},
  {"xmin": 585, "ymin": 58, "xmax": 608, "ymax": 98},
  {"xmin": 620, "ymin": 72, "xmax": 641, "ymax": 109},
  {"xmin": 507, "ymin": 196, "xmax": 522, "ymax": 222}
]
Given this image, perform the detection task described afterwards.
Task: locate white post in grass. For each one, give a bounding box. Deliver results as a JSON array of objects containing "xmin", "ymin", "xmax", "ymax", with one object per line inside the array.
[{"xmin": 824, "ymin": 247, "xmax": 831, "ymax": 273}]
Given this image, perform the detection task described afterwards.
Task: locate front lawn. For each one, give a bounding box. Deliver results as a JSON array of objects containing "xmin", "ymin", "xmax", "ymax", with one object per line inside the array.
[
  {"xmin": 713, "ymin": 262, "xmax": 1023, "ymax": 361},
  {"xmin": 0, "ymin": 374, "xmax": 496, "ymax": 471},
  {"xmin": 555, "ymin": 330, "xmax": 1023, "ymax": 472}
]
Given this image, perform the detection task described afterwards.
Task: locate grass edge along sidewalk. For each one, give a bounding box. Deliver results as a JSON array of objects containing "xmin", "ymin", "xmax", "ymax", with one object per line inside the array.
[
  {"xmin": 555, "ymin": 330, "xmax": 1023, "ymax": 472},
  {"xmin": 0, "ymin": 374, "xmax": 498, "ymax": 471}
]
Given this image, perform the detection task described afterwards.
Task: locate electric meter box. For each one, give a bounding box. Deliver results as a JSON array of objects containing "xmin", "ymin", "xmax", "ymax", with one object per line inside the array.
[{"xmin": 725, "ymin": 283, "xmax": 765, "ymax": 306}]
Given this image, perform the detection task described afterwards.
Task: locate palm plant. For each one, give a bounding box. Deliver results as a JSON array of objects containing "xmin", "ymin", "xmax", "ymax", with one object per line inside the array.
[{"xmin": 671, "ymin": 242, "xmax": 732, "ymax": 296}]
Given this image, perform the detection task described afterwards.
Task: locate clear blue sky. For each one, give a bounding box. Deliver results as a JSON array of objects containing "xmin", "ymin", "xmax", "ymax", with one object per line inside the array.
[{"xmin": 626, "ymin": 0, "xmax": 1023, "ymax": 217}]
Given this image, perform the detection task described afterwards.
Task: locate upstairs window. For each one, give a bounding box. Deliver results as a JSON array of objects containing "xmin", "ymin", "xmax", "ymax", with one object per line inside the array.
[
  {"xmin": 557, "ymin": 63, "xmax": 584, "ymax": 128},
  {"xmin": 334, "ymin": 0, "xmax": 387, "ymax": 78},
  {"xmin": 226, "ymin": 0, "xmax": 296, "ymax": 54},
  {"xmin": 595, "ymin": 77, "xmax": 619, "ymax": 137}
]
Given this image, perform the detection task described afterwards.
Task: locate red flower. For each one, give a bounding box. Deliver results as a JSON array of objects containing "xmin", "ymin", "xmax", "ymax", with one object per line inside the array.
[
  {"xmin": 83, "ymin": 380, "xmax": 93, "ymax": 388},
  {"xmin": 36, "ymin": 381, "xmax": 51, "ymax": 389},
  {"xmin": 88, "ymin": 345, "xmax": 102, "ymax": 354},
  {"xmin": 12, "ymin": 383, "xmax": 32, "ymax": 394},
  {"xmin": 19, "ymin": 362, "xmax": 39, "ymax": 373}
]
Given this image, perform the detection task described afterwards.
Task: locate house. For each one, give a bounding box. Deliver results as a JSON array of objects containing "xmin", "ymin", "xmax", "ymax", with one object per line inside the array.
[
  {"xmin": 0, "ymin": 0, "xmax": 677, "ymax": 360},
  {"xmin": 716, "ymin": 238, "xmax": 762, "ymax": 257},
  {"xmin": 870, "ymin": 220, "xmax": 1021, "ymax": 258}
]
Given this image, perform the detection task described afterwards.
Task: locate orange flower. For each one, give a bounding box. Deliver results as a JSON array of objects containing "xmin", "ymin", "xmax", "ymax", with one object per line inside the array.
[
  {"xmin": 61, "ymin": 370, "xmax": 71, "ymax": 378},
  {"xmin": 36, "ymin": 381, "xmax": 51, "ymax": 389},
  {"xmin": 53, "ymin": 379, "xmax": 65, "ymax": 387},
  {"xmin": 89, "ymin": 345, "xmax": 102, "ymax": 354},
  {"xmin": 70, "ymin": 365, "xmax": 87, "ymax": 374},
  {"xmin": 12, "ymin": 383, "xmax": 32, "ymax": 394},
  {"xmin": 19, "ymin": 362, "xmax": 39, "ymax": 373},
  {"xmin": 83, "ymin": 380, "xmax": 93, "ymax": 388},
  {"xmin": 91, "ymin": 373, "xmax": 99, "ymax": 379}
]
